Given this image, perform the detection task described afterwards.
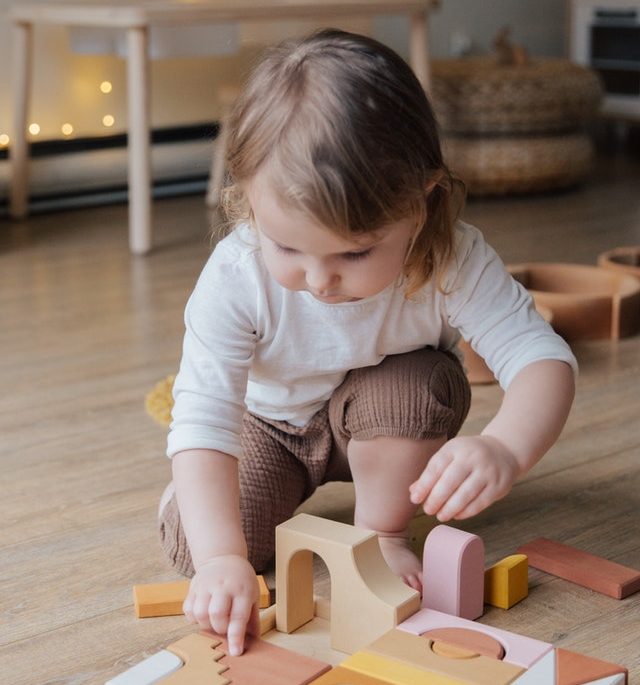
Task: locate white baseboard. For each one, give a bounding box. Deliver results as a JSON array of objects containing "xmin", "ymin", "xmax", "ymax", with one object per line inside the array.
[{"xmin": 0, "ymin": 138, "xmax": 218, "ymax": 212}]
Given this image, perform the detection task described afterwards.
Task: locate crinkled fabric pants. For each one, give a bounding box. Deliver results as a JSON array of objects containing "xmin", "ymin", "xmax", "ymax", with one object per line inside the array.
[{"xmin": 159, "ymin": 347, "xmax": 471, "ymax": 575}]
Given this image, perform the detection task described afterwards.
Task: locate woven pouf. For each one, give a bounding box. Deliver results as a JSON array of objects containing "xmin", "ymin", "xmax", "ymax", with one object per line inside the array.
[{"xmin": 432, "ymin": 57, "xmax": 603, "ymax": 195}]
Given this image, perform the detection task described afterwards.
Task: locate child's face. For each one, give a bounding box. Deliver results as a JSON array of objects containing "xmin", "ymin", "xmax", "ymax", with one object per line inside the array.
[{"xmin": 247, "ymin": 173, "xmax": 416, "ymax": 304}]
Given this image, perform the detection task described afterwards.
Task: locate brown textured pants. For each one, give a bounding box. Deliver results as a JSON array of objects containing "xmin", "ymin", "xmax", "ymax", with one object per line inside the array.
[{"xmin": 159, "ymin": 347, "xmax": 471, "ymax": 575}]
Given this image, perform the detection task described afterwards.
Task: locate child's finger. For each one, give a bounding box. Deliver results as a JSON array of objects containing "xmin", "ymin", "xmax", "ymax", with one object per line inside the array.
[
  {"xmin": 453, "ymin": 485, "xmax": 494, "ymax": 520},
  {"xmin": 208, "ymin": 593, "xmax": 232, "ymax": 636},
  {"xmin": 422, "ymin": 461, "xmax": 472, "ymax": 516},
  {"xmin": 409, "ymin": 450, "xmax": 452, "ymax": 504},
  {"xmin": 227, "ymin": 596, "xmax": 254, "ymax": 656},
  {"xmin": 182, "ymin": 589, "xmax": 196, "ymax": 623},
  {"xmin": 246, "ymin": 603, "xmax": 260, "ymax": 638},
  {"xmin": 435, "ymin": 475, "xmax": 485, "ymax": 522},
  {"xmin": 190, "ymin": 590, "xmax": 215, "ymax": 629}
]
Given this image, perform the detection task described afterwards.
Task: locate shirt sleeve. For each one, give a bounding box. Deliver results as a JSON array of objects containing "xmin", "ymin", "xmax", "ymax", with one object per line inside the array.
[
  {"xmin": 166, "ymin": 245, "xmax": 257, "ymax": 459},
  {"xmin": 444, "ymin": 224, "xmax": 578, "ymax": 389}
]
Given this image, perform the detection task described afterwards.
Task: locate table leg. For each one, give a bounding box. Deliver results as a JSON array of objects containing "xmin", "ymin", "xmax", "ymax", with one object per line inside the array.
[
  {"xmin": 9, "ymin": 21, "xmax": 33, "ymax": 219},
  {"xmin": 410, "ymin": 11, "xmax": 431, "ymax": 92},
  {"xmin": 126, "ymin": 26, "xmax": 152, "ymax": 255}
]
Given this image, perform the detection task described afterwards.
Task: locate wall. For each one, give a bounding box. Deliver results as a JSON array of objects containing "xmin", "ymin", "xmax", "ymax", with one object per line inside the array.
[{"xmin": 0, "ymin": 1, "xmax": 567, "ymax": 145}]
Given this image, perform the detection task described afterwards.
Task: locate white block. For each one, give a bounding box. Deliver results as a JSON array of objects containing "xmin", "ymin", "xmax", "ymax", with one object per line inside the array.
[
  {"xmin": 586, "ymin": 676, "xmax": 626, "ymax": 685},
  {"xmin": 106, "ymin": 649, "xmax": 183, "ymax": 685},
  {"xmin": 513, "ymin": 649, "xmax": 556, "ymax": 684}
]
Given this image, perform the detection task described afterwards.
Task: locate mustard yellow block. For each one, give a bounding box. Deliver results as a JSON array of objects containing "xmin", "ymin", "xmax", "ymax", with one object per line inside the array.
[
  {"xmin": 133, "ymin": 580, "xmax": 190, "ymax": 618},
  {"xmin": 341, "ymin": 651, "xmax": 466, "ymax": 685},
  {"xmin": 257, "ymin": 574, "xmax": 271, "ymax": 609},
  {"xmin": 484, "ymin": 554, "xmax": 528, "ymax": 609}
]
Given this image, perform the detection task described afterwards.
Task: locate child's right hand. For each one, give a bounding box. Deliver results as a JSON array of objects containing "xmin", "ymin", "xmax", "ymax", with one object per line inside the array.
[{"xmin": 183, "ymin": 554, "xmax": 260, "ymax": 656}]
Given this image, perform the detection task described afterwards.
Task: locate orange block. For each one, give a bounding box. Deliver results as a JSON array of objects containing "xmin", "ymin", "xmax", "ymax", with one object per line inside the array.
[
  {"xmin": 555, "ymin": 648, "xmax": 628, "ymax": 685},
  {"xmin": 133, "ymin": 580, "xmax": 190, "ymax": 618},
  {"xmin": 258, "ymin": 574, "xmax": 271, "ymax": 608}
]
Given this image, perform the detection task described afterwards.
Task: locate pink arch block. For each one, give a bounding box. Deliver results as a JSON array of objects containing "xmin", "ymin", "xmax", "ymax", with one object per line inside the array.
[{"xmin": 422, "ymin": 525, "xmax": 485, "ymax": 619}]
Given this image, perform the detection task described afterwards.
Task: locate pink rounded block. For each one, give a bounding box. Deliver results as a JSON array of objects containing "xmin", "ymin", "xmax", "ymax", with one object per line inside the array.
[{"xmin": 422, "ymin": 525, "xmax": 485, "ymax": 620}]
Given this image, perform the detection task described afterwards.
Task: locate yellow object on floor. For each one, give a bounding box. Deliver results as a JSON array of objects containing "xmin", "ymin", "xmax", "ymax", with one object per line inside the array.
[
  {"xmin": 145, "ymin": 374, "xmax": 175, "ymax": 427},
  {"xmin": 484, "ymin": 554, "xmax": 529, "ymax": 609}
]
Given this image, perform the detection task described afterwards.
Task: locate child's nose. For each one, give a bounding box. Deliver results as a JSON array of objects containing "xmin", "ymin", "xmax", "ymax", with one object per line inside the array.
[{"xmin": 305, "ymin": 262, "xmax": 338, "ymax": 293}]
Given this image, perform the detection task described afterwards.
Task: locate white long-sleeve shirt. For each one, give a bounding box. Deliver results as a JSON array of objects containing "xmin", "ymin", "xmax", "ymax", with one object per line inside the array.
[{"xmin": 167, "ymin": 221, "xmax": 577, "ymax": 459}]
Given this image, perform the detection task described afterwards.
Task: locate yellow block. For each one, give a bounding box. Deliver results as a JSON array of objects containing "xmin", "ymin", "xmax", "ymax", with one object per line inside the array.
[
  {"xmin": 133, "ymin": 580, "xmax": 190, "ymax": 618},
  {"xmin": 341, "ymin": 651, "xmax": 466, "ymax": 685},
  {"xmin": 484, "ymin": 554, "xmax": 528, "ymax": 609}
]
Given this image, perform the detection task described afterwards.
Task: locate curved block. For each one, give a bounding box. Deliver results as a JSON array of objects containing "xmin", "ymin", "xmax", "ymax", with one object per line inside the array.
[
  {"xmin": 598, "ymin": 246, "xmax": 640, "ymax": 279},
  {"xmin": 508, "ymin": 263, "xmax": 640, "ymax": 341},
  {"xmin": 275, "ymin": 514, "xmax": 420, "ymax": 654},
  {"xmin": 422, "ymin": 525, "xmax": 485, "ymax": 619}
]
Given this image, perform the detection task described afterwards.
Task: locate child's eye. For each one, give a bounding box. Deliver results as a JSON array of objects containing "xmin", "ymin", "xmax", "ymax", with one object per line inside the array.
[
  {"xmin": 274, "ymin": 243, "xmax": 298, "ymax": 254},
  {"xmin": 342, "ymin": 248, "xmax": 373, "ymax": 261}
]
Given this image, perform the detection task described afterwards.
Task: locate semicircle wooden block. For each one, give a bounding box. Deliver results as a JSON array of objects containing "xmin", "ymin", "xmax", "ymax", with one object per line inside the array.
[
  {"xmin": 598, "ymin": 246, "xmax": 640, "ymax": 279},
  {"xmin": 423, "ymin": 627, "xmax": 505, "ymax": 659},
  {"xmin": 422, "ymin": 525, "xmax": 485, "ymax": 619},
  {"xmin": 508, "ymin": 263, "xmax": 640, "ymax": 341},
  {"xmin": 275, "ymin": 514, "xmax": 421, "ymax": 655}
]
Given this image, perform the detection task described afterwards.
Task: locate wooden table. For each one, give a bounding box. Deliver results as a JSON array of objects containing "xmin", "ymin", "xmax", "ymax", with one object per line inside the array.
[{"xmin": 9, "ymin": 0, "xmax": 439, "ymax": 254}]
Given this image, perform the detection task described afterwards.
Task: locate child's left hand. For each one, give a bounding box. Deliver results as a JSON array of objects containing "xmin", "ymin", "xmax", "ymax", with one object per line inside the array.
[{"xmin": 409, "ymin": 435, "xmax": 520, "ymax": 522}]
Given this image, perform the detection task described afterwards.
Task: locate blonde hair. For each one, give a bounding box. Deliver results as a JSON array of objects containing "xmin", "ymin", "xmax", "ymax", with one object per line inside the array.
[{"xmin": 222, "ymin": 29, "xmax": 465, "ymax": 297}]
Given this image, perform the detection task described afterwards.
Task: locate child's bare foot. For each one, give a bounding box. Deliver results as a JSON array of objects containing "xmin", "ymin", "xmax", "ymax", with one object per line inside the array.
[{"xmin": 377, "ymin": 534, "xmax": 423, "ymax": 594}]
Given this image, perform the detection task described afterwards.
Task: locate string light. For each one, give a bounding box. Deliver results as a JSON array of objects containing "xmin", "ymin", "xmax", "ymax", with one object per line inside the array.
[
  {"xmin": 102, "ymin": 114, "xmax": 115, "ymax": 128},
  {"xmin": 61, "ymin": 123, "xmax": 74, "ymax": 136},
  {"xmin": 100, "ymin": 80, "xmax": 113, "ymax": 94},
  {"xmin": 29, "ymin": 123, "xmax": 40, "ymax": 136},
  {"xmin": 0, "ymin": 134, "xmax": 9, "ymax": 146}
]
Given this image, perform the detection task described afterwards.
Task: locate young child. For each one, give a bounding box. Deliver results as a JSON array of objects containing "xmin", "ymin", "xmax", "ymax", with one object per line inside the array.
[{"xmin": 159, "ymin": 29, "xmax": 576, "ymax": 656}]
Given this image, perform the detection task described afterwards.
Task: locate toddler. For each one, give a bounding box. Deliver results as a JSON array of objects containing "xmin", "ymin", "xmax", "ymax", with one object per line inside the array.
[{"xmin": 158, "ymin": 29, "xmax": 576, "ymax": 656}]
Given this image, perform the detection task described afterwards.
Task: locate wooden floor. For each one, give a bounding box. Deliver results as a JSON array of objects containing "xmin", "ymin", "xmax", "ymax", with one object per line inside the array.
[{"xmin": 1, "ymin": 151, "xmax": 639, "ymax": 684}]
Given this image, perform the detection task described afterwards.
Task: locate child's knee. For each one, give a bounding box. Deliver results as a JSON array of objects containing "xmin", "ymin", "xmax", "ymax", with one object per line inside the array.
[{"xmin": 331, "ymin": 347, "xmax": 471, "ymax": 444}]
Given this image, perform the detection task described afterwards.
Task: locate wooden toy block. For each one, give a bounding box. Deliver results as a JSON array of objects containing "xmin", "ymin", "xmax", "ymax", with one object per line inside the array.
[
  {"xmin": 422, "ymin": 627, "xmax": 505, "ymax": 659},
  {"xmin": 516, "ymin": 538, "xmax": 640, "ymax": 599},
  {"xmin": 512, "ymin": 649, "xmax": 555, "ymax": 684},
  {"xmin": 399, "ymin": 608, "xmax": 553, "ymax": 668},
  {"xmin": 555, "ymin": 648, "xmax": 628, "ymax": 685},
  {"xmin": 422, "ymin": 525, "xmax": 485, "ymax": 620},
  {"xmin": 133, "ymin": 580, "xmax": 190, "ymax": 618},
  {"xmin": 308, "ymin": 665, "xmax": 391, "ymax": 684},
  {"xmin": 133, "ymin": 574, "xmax": 270, "ymax": 617},
  {"xmin": 484, "ymin": 554, "xmax": 529, "ymax": 609},
  {"xmin": 508, "ymin": 263, "xmax": 640, "ymax": 340},
  {"xmin": 363, "ymin": 628, "xmax": 523, "ymax": 685},
  {"xmin": 585, "ymin": 676, "xmax": 626, "ymax": 685},
  {"xmin": 163, "ymin": 633, "xmax": 230, "ymax": 684},
  {"xmin": 105, "ymin": 649, "xmax": 183, "ymax": 685},
  {"xmin": 341, "ymin": 650, "xmax": 466, "ymax": 685},
  {"xmin": 260, "ymin": 603, "xmax": 277, "ymax": 635},
  {"xmin": 208, "ymin": 631, "xmax": 332, "ymax": 685},
  {"xmin": 275, "ymin": 514, "xmax": 420, "ymax": 654},
  {"xmin": 258, "ymin": 574, "xmax": 271, "ymax": 608}
]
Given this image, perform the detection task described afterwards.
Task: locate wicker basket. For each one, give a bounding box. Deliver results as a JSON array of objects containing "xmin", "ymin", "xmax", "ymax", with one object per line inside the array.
[
  {"xmin": 432, "ymin": 57, "xmax": 603, "ymax": 135},
  {"xmin": 443, "ymin": 133, "xmax": 594, "ymax": 195}
]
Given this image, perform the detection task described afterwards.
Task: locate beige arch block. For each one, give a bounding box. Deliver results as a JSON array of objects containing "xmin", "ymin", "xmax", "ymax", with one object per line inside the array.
[{"xmin": 275, "ymin": 514, "xmax": 420, "ymax": 655}]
